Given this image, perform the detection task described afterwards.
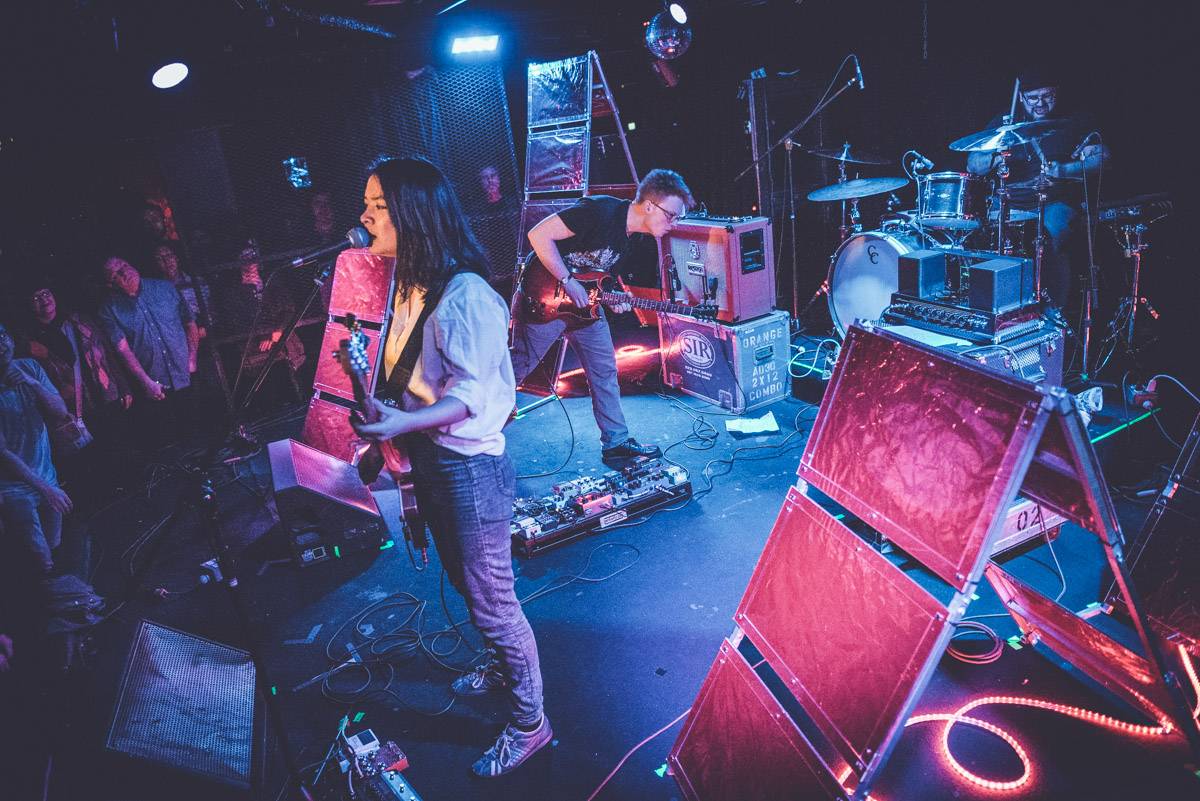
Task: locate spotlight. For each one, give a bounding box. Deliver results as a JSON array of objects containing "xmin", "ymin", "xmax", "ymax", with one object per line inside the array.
[
  {"xmin": 669, "ymin": 3, "xmax": 688, "ymax": 24},
  {"xmin": 151, "ymin": 62, "xmax": 189, "ymax": 89},
  {"xmin": 645, "ymin": 11, "xmax": 691, "ymax": 61},
  {"xmin": 450, "ymin": 34, "xmax": 499, "ymax": 55}
]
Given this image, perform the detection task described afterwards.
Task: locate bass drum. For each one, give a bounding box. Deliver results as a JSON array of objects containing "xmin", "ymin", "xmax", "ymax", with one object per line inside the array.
[{"xmin": 827, "ymin": 230, "xmax": 921, "ymax": 337}]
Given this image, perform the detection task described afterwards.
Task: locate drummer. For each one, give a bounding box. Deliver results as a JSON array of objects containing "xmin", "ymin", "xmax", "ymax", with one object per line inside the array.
[{"xmin": 965, "ymin": 67, "xmax": 1109, "ymax": 310}]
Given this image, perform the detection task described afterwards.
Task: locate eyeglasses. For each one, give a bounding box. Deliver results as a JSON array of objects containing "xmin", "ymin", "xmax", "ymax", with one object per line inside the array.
[
  {"xmin": 31, "ymin": 289, "xmax": 54, "ymax": 302},
  {"xmin": 649, "ymin": 199, "xmax": 683, "ymax": 224},
  {"xmin": 1022, "ymin": 90, "xmax": 1056, "ymax": 106}
]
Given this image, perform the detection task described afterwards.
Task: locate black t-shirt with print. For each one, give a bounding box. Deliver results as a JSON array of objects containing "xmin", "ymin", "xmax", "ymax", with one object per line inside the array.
[{"xmin": 543, "ymin": 195, "xmax": 633, "ymax": 278}]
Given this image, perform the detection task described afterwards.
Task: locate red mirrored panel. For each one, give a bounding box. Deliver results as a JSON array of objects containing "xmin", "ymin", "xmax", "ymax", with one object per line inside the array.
[
  {"xmin": 737, "ymin": 487, "xmax": 950, "ymax": 777},
  {"xmin": 327, "ymin": 249, "xmax": 395, "ymax": 323},
  {"xmin": 986, "ymin": 563, "xmax": 1181, "ymax": 727},
  {"xmin": 669, "ymin": 639, "xmax": 849, "ymax": 801},
  {"xmin": 798, "ymin": 325, "xmax": 1044, "ymax": 589},
  {"xmin": 301, "ymin": 395, "xmax": 360, "ymax": 464},
  {"xmin": 1023, "ymin": 411, "xmax": 1116, "ymax": 538},
  {"xmin": 313, "ymin": 325, "xmax": 381, "ymax": 402}
]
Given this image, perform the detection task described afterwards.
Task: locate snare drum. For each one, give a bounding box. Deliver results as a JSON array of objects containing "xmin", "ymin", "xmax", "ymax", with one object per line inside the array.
[
  {"xmin": 827, "ymin": 230, "xmax": 922, "ymax": 336},
  {"xmin": 916, "ymin": 171, "xmax": 988, "ymax": 231}
]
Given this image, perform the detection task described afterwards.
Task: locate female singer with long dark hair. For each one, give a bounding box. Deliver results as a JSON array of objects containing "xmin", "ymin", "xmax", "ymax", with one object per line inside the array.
[{"xmin": 352, "ymin": 156, "xmax": 550, "ymax": 777}]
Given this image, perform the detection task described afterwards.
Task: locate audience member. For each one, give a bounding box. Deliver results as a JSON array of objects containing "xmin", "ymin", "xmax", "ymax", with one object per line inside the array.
[
  {"xmin": 0, "ymin": 321, "xmax": 73, "ymax": 578},
  {"xmin": 16, "ymin": 283, "xmax": 133, "ymax": 515},
  {"xmin": 151, "ymin": 241, "xmax": 211, "ymax": 337},
  {"xmin": 213, "ymin": 241, "xmax": 307, "ymax": 404},
  {"xmin": 97, "ymin": 256, "xmax": 199, "ymax": 450}
]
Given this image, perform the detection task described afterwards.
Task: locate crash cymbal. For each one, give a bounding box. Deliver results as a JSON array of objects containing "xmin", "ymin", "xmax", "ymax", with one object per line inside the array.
[
  {"xmin": 806, "ymin": 143, "xmax": 892, "ymax": 165},
  {"xmin": 807, "ymin": 176, "xmax": 909, "ymax": 202},
  {"xmin": 949, "ymin": 119, "xmax": 1063, "ymax": 152}
]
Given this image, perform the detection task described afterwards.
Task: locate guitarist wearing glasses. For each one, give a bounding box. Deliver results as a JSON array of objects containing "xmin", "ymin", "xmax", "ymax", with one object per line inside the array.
[
  {"xmin": 351, "ymin": 156, "xmax": 551, "ymax": 777},
  {"xmin": 512, "ymin": 169, "xmax": 695, "ymax": 463}
]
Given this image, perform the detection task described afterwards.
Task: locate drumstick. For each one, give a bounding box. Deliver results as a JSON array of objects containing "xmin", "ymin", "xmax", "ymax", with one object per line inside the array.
[{"xmin": 1008, "ymin": 77, "xmax": 1020, "ymax": 123}]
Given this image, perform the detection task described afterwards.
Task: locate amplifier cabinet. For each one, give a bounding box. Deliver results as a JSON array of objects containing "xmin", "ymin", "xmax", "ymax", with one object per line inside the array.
[
  {"xmin": 664, "ymin": 216, "xmax": 775, "ymax": 323},
  {"xmin": 660, "ymin": 310, "xmax": 790, "ymax": 414},
  {"xmin": 944, "ymin": 321, "xmax": 1064, "ymax": 386}
]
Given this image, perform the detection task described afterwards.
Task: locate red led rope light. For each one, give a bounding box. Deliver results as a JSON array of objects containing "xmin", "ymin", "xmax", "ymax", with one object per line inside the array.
[{"xmin": 893, "ymin": 646, "xmax": 1200, "ymax": 794}]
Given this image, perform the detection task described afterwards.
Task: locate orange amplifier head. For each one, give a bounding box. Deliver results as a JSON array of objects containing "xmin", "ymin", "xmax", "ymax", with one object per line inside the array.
[{"xmin": 664, "ymin": 215, "xmax": 775, "ymax": 323}]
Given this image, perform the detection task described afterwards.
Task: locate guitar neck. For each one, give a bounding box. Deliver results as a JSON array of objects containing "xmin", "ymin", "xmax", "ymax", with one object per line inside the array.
[{"xmin": 597, "ymin": 291, "xmax": 706, "ymax": 317}]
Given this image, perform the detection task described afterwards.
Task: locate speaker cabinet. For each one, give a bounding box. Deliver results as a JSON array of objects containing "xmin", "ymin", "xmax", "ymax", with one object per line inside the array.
[{"xmin": 665, "ymin": 216, "xmax": 775, "ymax": 323}]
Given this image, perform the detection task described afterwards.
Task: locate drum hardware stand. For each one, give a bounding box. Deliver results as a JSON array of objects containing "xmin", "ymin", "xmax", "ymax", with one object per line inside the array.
[
  {"xmin": 1032, "ymin": 169, "xmax": 1051, "ymax": 304},
  {"xmin": 993, "ymin": 149, "xmax": 1014, "ymax": 254},
  {"xmin": 733, "ymin": 61, "xmax": 863, "ymax": 323},
  {"xmin": 785, "ymin": 138, "xmax": 801, "ymax": 323},
  {"xmin": 1110, "ymin": 222, "xmax": 1158, "ymax": 355}
]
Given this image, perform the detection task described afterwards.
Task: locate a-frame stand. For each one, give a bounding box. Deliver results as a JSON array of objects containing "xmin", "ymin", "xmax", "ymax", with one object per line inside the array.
[
  {"xmin": 670, "ymin": 323, "xmax": 1200, "ymax": 801},
  {"xmin": 512, "ymin": 51, "xmax": 640, "ymax": 415}
]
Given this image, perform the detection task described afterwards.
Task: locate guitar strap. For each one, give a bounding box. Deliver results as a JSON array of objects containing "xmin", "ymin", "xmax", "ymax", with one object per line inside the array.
[{"xmin": 380, "ymin": 273, "xmax": 457, "ymax": 401}]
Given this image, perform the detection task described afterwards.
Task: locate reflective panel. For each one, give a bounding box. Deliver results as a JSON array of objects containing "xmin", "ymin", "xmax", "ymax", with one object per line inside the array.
[
  {"xmin": 986, "ymin": 563, "xmax": 1180, "ymax": 727},
  {"xmin": 737, "ymin": 488, "xmax": 950, "ymax": 777},
  {"xmin": 670, "ymin": 639, "xmax": 848, "ymax": 801},
  {"xmin": 525, "ymin": 128, "xmax": 587, "ymax": 193},
  {"xmin": 327, "ymin": 249, "xmax": 395, "ymax": 323},
  {"xmin": 798, "ymin": 325, "xmax": 1044, "ymax": 589},
  {"xmin": 527, "ymin": 55, "xmax": 590, "ymax": 126}
]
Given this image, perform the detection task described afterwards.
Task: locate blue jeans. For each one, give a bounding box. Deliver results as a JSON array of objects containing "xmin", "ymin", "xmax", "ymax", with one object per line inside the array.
[
  {"xmin": 405, "ymin": 434, "xmax": 544, "ymax": 726},
  {"xmin": 510, "ymin": 312, "xmax": 630, "ymax": 448},
  {"xmin": 0, "ymin": 488, "xmax": 62, "ymax": 575}
]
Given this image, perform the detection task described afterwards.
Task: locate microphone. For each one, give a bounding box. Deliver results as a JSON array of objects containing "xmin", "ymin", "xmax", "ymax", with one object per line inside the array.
[
  {"xmin": 853, "ymin": 55, "xmax": 865, "ymax": 90},
  {"xmin": 290, "ymin": 226, "xmax": 371, "ymax": 268},
  {"xmin": 911, "ymin": 151, "xmax": 935, "ymax": 171},
  {"xmin": 1071, "ymin": 131, "xmax": 1101, "ymax": 160}
]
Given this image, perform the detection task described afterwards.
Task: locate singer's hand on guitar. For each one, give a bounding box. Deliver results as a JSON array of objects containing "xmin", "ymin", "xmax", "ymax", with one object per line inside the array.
[
  {"xmin": 351, "ymin": 398, "xmax": 412, "ymax": 441},
  {"xmin": 562, "ymin": 276, "xmax": 590, "ymax": 308}
]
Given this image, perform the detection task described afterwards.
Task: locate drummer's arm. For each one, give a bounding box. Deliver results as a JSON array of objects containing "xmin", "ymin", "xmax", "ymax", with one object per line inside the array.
[
  {"xmin": 1048, "ymin": 143, "xmax": 1110, "ymax": 180},
  {"xmin": 966, "ymin": 151, "xmax": 996, "ymax": 175}
]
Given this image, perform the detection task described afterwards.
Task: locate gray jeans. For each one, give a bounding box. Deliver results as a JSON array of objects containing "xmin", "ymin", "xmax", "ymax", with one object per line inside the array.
[
  {"xmin": 0, "ymin": 488, "xmax": 62, "ymax": 575},
  {"xmin": 510, "ymin": 313, "xmax": 630, "ymax": 448},
  {"xmin": 405, "ymin": 434, "xmax": 544, "ymax": 726}
]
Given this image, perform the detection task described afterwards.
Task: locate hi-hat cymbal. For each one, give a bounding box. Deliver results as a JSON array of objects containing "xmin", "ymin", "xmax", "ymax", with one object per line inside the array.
[
  {"xmin": 807, "ymin": 176, "xmax": 909, "ymax": 202},
  {"xmin": 806, "ymin": 143, "xmax": 892, "ymax": 165},
  {"xmin": 949, "ymin": 119, "xmax": 1063, "ymax": 152}
]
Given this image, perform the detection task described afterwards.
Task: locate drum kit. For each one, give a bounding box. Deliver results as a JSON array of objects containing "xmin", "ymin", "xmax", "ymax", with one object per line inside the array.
[{"xmin": 805, "ymin": 119, "xmax": 1070, "ymax": 338}]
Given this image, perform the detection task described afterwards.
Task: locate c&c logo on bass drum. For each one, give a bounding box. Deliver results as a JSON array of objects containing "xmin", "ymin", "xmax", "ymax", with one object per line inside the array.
[{"xmin": 676, "ymin": 330, "xmax": 715, "ymax": 369}]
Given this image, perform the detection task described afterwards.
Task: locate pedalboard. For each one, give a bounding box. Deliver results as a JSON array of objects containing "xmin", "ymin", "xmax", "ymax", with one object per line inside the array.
[
  {"xmin": 511, "ymin": 457, "xmax": 691, "ymax": 556},
  {"xmin": 338, "ymin": 728, "xmax": 422, "ymax": 801}
]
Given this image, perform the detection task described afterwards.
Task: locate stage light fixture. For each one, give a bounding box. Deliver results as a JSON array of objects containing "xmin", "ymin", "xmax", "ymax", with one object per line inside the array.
[
  {"xmin": 151, "ymin": 62, "xmax": 189, "ymax": 89},
  {"xmin": 450, "ymin": 34, "xmax": 499, "ymax": 55},
  {"xmin": 669, "ymin": 3, "xmax": 688, "ymax": 24},
  {"xmin": 645, "ymin": 10, "xmax": 691, "ymax": 61}
]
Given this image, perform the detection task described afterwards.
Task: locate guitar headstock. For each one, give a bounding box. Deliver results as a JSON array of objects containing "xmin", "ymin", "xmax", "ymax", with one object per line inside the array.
[
  {"xmin": 692, "ymin": 303, "xmax": 720, "ymax": 322},
  {"xmin": 336, "ymin": 313, "xmax": 371, "ymax": 383}
]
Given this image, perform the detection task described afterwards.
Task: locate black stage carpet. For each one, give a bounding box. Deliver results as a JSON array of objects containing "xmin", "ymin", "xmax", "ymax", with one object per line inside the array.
[{"xmin": 11, "ymin": 320, "xmax": 1198, "ymax": 801}]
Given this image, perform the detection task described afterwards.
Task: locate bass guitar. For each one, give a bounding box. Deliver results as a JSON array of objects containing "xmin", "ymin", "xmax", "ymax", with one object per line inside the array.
[
  {"xmin": 518, "ymin": 256, "xmax": 718, "ymax": 325},
  {"xmin": 336, "ymin": 314, "xmax": 425, "ymax": 561}
]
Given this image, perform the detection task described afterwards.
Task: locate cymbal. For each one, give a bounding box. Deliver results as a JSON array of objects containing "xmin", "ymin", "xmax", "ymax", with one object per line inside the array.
[
  {"xmin": 806, "ymin": 143, "xmax": 892, "ymax": 165},
  {"xmin": 949, "ymin": 119, "xmax": 1063, "ymax": 152},
  {"xmin": 807, "ymin": 176, "xmax": 909, "ymax": 202}
]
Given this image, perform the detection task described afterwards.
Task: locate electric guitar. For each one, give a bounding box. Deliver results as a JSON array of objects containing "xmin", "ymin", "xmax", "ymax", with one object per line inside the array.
[
  {"xmin": 518, "ymin": 256, "xmax": 718, "ymax": 325},
  {"xmin": 335, "ymin": 314, "xmax": 422, "ymax": 541}
]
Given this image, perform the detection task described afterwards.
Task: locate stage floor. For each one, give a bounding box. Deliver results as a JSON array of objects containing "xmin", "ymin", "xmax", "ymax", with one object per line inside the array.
[{"xmin": 13, "ymin": 322, "xmax": 1199, "ymax": 801}]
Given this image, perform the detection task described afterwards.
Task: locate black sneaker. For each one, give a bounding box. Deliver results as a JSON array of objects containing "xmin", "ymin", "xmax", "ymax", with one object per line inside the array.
[
  {"xmin": 601, "ymin": 438, "xmax": 662, "ymax": 461},
  {"xmin": 471, "ymin": 715, "xmax": 553, "ymax": 777},
  {"xmin": 451, "ymin": 651, "xmax": 507, "ymax": 697}
]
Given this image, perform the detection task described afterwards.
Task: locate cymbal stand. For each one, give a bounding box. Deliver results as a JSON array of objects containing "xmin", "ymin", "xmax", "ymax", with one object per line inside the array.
[
  {"xmin": 1032, "ymin": 169, "xmax": 1051, "ymax": 303},
  {"xmin": 1113, "ymin": 222, "xmax": 1155, "ymax": 353},
  {"xmin": 994, "ymin": 149, "xmax": 1013, "ymax": 254}
]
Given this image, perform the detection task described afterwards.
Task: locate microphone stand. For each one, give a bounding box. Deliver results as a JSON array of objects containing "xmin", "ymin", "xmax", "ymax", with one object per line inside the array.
[{"xmin": 186, "ymin": 257, "xmax": 338, "ymax": 801}]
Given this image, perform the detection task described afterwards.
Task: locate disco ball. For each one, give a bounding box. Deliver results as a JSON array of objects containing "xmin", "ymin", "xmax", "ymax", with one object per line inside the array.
[{"xmin": 645, "ymin": 12, "xmax": 692, "ymax": 61}]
